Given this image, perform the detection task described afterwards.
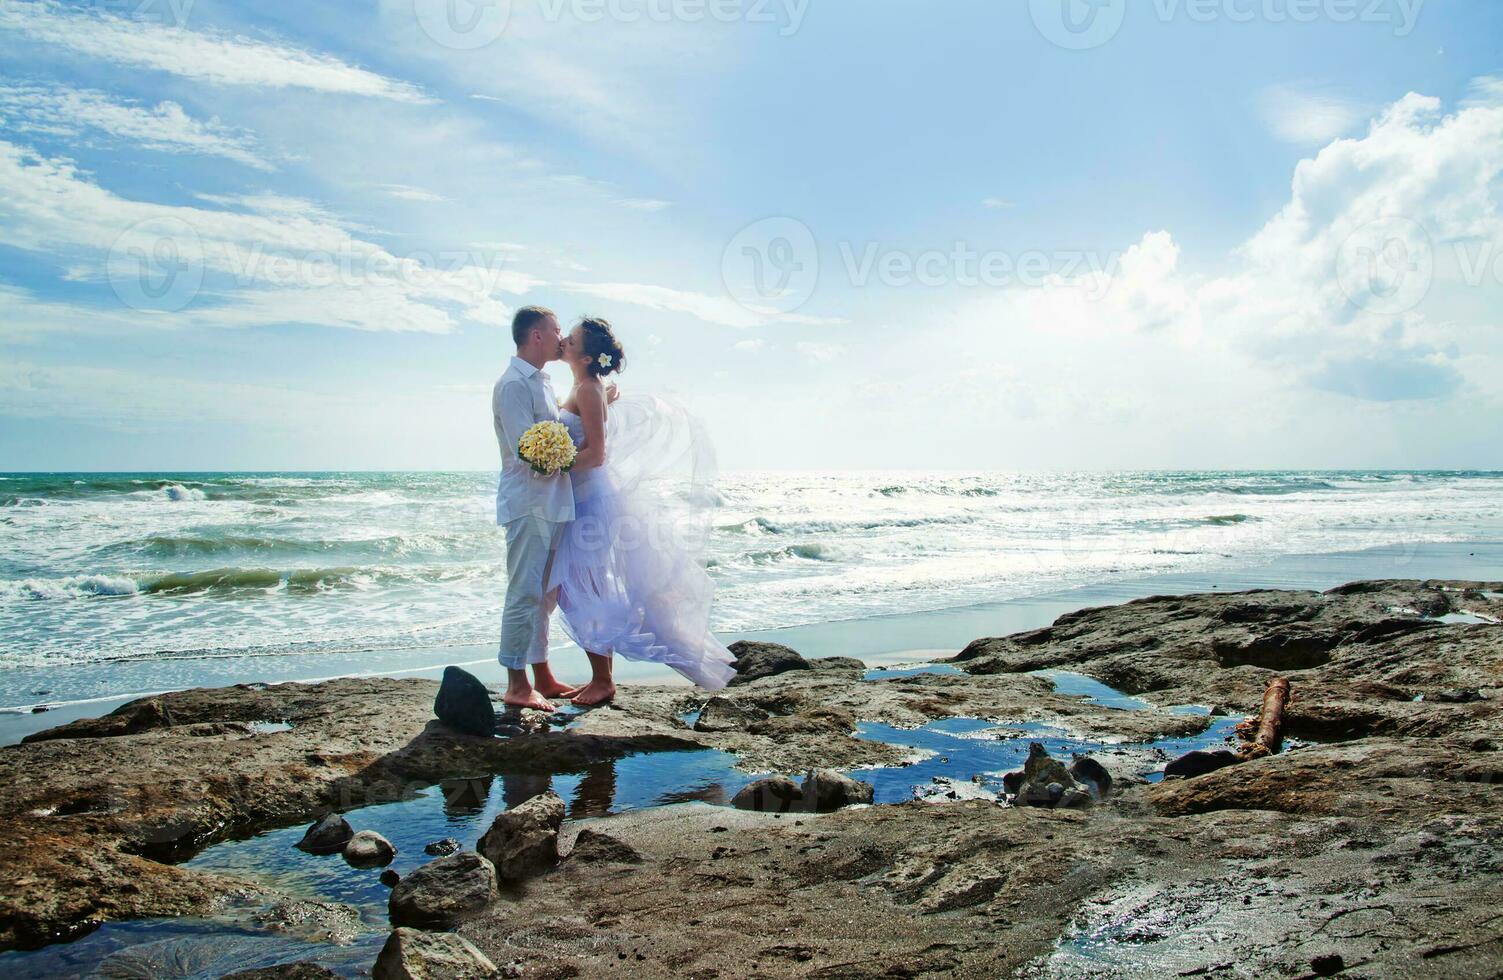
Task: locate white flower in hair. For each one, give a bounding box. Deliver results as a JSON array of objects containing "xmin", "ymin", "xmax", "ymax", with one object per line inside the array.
[{"xmin": 598, "ymin": 353, "xmax": 613, "ymax": 368}]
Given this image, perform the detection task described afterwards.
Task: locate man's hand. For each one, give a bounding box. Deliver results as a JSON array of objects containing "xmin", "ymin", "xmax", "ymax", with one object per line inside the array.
[{"xmin": 605, "ymin": 382, "xmax": 621, "ymax": 405}]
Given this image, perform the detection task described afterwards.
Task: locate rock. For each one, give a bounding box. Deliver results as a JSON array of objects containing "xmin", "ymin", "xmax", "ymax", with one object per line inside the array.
[
  {"xmin": 221, "ymin": 964, "xmax": 342, "ymax": 980},
  {"xmin": 807, "ymin": 656, "xmax": 866, "ymax": 672},
  {"xmin": 433, "ymin": 666, "xmax": 496, "ymax": 737},
  {"xmin": 295, "ymin": 813, "xmax": 353, "ymax": 855},
  {"xmin": 731, "ymin": 774, "xmax": 805, "ymax": 813},
  {"xmin": 693, "ymin": 696, "xmax": 769, "ymax": 732},
  {"xmin": 569, "ymin": 828, "xmax": 644, "ymax": 864},
  {"xmin": 1164, "ymin": 749, "xmax": 1242, "ymax": 779},
  {"xmin": 344, "ymin": 829, "xmax": 397, "ymax": 867},
  {"xmin": 380, "ymin": 869, "xmax": 401, "ymax": 888},
  {"xmin": 373, "ymin": 927, "xmax": 498, "ymax": 980},
  {"xmin": 1008, "ymin": 743, "xmax": 1093, "ymax": 808},
  {"xmin": 1310, "ymin": 952, "xmax": 1345, "ymax": 976},
  {"xmin": 476, "ymin": 790, "xmax": 565, "ymax": 880},
  {"xmin": 424, "ymin": 837, "xmax": 461, "ymax": 857},
  {"xmin": 1068, "ymin": 755, "xmax": 1114, "ymax": 798},
  {"xmin": 727, "ymin": 641, "xmax": 811, "ymax": 685},
  {"xmin": 388, "ymin": 852, "xmax": 498, "ymax": 929},
  {"xmin": 801, "ymin": 769, "xmax": 875, "ymax": 812},
  {"xmin": 253, "ymin": 898, "xmax": 364, "ymax": 945},
  {"xmin": 23, "ymin": 696, "xmax": 172, "ymax": 743}
]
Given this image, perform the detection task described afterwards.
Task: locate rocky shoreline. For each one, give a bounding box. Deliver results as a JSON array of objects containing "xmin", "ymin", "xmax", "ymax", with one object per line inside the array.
[{"xmin": 2, "ymin": 579, "xmax": 1501, "ymax": 977}]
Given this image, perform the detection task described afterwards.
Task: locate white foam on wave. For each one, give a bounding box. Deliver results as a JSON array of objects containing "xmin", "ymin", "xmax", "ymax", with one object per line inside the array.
[
  {"xmin": 0, "ymin": 574, "xmax": 140, "ymax": 600},
  {"xmin": 163, "ymin": 485, "xmax": 206, "ymax": 502}
]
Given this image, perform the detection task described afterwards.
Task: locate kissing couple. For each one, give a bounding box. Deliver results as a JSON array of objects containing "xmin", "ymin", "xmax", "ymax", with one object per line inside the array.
[{"xmin": 491, "ymin": 306, "xmax": 737, "ymax": 711}]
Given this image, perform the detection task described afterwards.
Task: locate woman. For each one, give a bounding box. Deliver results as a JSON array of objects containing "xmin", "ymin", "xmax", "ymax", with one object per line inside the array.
[{"xmin": 548, "ymin": 316, "xmax": 737, "ymax": 704}]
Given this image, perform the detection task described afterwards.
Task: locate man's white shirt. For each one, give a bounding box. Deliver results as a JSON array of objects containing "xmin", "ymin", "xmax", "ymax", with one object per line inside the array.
[{"xmin": 492, "ymin": 356, "xmax": 575, "ymax": 525}]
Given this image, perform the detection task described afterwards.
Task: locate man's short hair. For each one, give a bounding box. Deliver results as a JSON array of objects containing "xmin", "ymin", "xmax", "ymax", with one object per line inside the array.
[{"xmin": 512, "ymin": 306, "xmax": 556, "ymax": 347}]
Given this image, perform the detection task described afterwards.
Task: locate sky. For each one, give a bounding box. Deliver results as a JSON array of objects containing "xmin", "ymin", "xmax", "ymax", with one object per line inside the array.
[{"xmin": 1, "ymin": 0, "xmax": 1501, "ymax": 472}]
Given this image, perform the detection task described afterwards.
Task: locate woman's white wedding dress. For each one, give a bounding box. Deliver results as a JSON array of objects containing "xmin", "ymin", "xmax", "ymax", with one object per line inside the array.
[{"xmin": 547, "ymin": 394, "xmax": 737, "ymax": 690}]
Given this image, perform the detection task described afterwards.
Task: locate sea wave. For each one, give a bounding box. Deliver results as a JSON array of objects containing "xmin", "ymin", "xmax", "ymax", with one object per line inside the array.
[{"xmin": 1, "ymin": 563, "xmax": 493, "ymax": 600}]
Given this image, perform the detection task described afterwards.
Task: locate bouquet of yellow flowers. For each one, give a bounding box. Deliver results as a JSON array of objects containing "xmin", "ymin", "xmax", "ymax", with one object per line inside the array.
[{"xmin": 518, "ymin": 420, "xmax": 577, "ymax": 476}]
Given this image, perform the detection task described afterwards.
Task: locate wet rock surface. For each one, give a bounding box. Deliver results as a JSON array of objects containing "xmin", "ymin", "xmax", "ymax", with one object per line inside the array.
[
  {"xmin": 373, "ymin": 926, "xmax": 498, "ymax": 980},
  {"xmin": 2, "ymin": 578, "xmax": 1500, "ymax": 978},
  {"xmin": 476, "ymin": 790, "xmax": 564, "ymax": 880},
  {"xmin": 387, "ymin": 851, "xmax": 499, "ymax": 929}
]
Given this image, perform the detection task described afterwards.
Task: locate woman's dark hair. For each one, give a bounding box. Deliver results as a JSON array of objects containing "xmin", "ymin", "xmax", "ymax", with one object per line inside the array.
[{"xmin": 577, "ymin": 316, "xmax": 625, "ymax": 378}]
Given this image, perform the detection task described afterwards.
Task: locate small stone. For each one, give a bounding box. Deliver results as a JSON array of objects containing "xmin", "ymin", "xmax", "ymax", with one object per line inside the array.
[
  {"xmin": 477, "ymin": 791, "xmax": 565, "ymax": 880},
  {"xmin": 731, "ymin": 775, "xmax": 804, "ymax": 813},
  {"xmin": 344, "ymin": 830, "xmax": 397, "ymax": 867},
  {"xmin": 726, "ymin": 641, "xmax": 811, "ymax": 685},
  {"xmin": 1164, "ymin": 749, "xmax": 1242, "ymax": 779},
  {"xmin": 801, "ymin": 769, "xmax": 875, "ymax": 812},
  {"xmin": 380, "ymin": 869, "xmax": 401, "ymax": 887},
  {"xmin": 1310, "ymin": 952, "xmax": 1345, "ymax": 976},
  {"xmin": 424, "ymin": 837, "xmax": 460, "ymax": 857},
  {"xmin": 1068, "ymin": 756, "xmax": 1113, "ymax": 798},
  {"xmin": 221, "ymin": 964, "xmax": 341, "ymax": 980},
  {"xmin": 693, "ymin": 696, "xmax": 768, "ymax": 732},
  {"xmin": 569, "ymin": 828, "xmax": 643, "ymax": 864},
  {"xmin": 1008, "ymin": 743, "xmax": 1094, "ymax": 809},
  {"xmin": 433, "ymin": 665, "xmax": 496, "ymax": 737},
  {"xmin": 295, "ymin": 813, "xmax": 353, "ymax": 855},
  {"xmin": 373, "ymin": 927, "xmax": 498, "ymax": 980},
  {"xmin": 388, "ymin": 852, "xmax": 499, "ymax": 929}
]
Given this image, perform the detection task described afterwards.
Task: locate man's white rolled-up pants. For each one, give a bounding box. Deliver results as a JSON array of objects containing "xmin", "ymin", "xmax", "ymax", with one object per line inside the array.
[{"xmin": 499, "ymin": 515, "xmax": 565, "ymax": 670}]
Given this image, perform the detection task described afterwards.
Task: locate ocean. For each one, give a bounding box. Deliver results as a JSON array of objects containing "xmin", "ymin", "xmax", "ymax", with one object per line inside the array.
[{"xmin": 3, "ymin": 470, "xmax": 1502, "ymax": 717}]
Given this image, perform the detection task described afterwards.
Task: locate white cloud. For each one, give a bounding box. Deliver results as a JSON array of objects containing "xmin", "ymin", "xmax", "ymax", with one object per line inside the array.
[
  {"xmin": 732, "ymin": 339, "xmax": 765, "ymax": 353},
  {"xmin": 0, "ymin": 140, "xmax": 531, "ymax": 333},
  {"xmin": 378, "ymin": 184, "xmax": 449, "ymax": 203},
  {"xmin": 559, "ymin": 279, "xmax": 844, "ymax": 329},
  {"xmin": 0, "ymin": 83, "xmax": 271, "ymax": 169},
  {"xmin": 795, "ymin": 341, "xmax": 845, "ymax": 362},
  {"xmin": 0, "ymin": 1, "xmax": 430, "ymax": 103},
  {"xmin": 1257, "ymin": 83, "xmax": 1367, "ymax": 144},
  {"xmin": 617, "ymin": 197, "xmax": 672, "ymax": 212},
  {"xmin": 982, "ymin": 197, "xmax": 1015, "ymax": 209}
]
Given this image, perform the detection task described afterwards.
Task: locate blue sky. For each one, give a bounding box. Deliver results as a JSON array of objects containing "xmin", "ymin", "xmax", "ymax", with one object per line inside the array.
[{"xmin": 1, "ymin": 0, "xmax": 1501, "ymax": 470}]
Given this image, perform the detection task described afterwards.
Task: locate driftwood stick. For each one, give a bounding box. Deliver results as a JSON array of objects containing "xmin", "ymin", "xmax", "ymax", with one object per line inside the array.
[{"xmin": 1235, "ymin": 677, "xmax": 1291, "ymax": 759}]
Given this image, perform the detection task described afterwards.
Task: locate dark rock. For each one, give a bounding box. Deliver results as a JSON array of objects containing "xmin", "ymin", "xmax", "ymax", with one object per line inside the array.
[
  {"xmin": 1068, "ymin": 755, "xmax": 1114, "ymax": 798},
  {"xmin": 693, "ymin": 696, "xmax": 769, "ymax": 732},
  {"xmin": 1310, "ymin": 952, "xmax": 1345, "ymax": 976},
  {"xmin": 388, "ymin": 852, "xmax": 498, "ymax": 929},
  {"xmin": 801, "ymin": 769, "xmax": 875, "ymax": 811},
  {"xmin": 746, "ymin": 705, "xmax": 856, "ymax": 737},
  {"xmin": 343, "ymin": 830, "xmax": 397, "ymax": 867},
  {"xmin": 1009, "ymin": 743, "xmax": 1092, "ymax": 808},
  {"xmin": 731, "ymin": 774, "xmax": 805, "ymax": 813},
  {"xmin": 295, "ymin": 813, "xmax": 353, "ymax": 855},
  {"xmin": 807, "ymin": 656, "xmax": 866, "ymax": 672},
  {"xmin": 433, "ymin": 666, "xmax": 496, "ymax": 737},
  {"xmin": 373, "ymin": 927, "xmax": 497, "ymax": 980},
  {"xmin": 1164, "ymin": 749, "xmax": 1242, "ymax": 779},
  {"xmin": 727, "ymin": 641, "xmax": 811, "ymax": 685},
  {"xmin": 424, "ymin": 837, "xmax": 461, "ymax": 857},
  {"xmin": 476, "ymin": 790, "xmax": 564, "ymax": 880},
  {"xmin": 30, "ymin": 706, "xmax": 49, "ymax": 714},
  {"xmin": 221, "ymin": 964, "xmax": 342, "ymax": 980},
  {"xmin": 1432, "ymin": 688, "xmax": 1485, "ymax": 703},
  {"xmin": 569, "ymin": 828, "xmax": 644, "ymax": 864},
  {"xmin": 380, "ymin": 869, "xmax": 401, "ymax": 888}
]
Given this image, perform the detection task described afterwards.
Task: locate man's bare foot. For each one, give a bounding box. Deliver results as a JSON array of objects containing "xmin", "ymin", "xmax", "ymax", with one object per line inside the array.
[
  {"xmin": 533, "ymin": 678, "xmax": 580, "ymax": 699},
  {"xmin": 503, "ymin": 688, "xmax": 554, "ymax": 712},
  {"xmin": 570, "ymin": 681, "xmax": 615, "ymax": 706}
]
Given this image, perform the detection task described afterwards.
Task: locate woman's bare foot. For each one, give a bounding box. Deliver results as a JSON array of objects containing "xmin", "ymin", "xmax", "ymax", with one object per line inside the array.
[{"xmin": 570, "ymin": 681, "xmax": 616, "ymax": 706}]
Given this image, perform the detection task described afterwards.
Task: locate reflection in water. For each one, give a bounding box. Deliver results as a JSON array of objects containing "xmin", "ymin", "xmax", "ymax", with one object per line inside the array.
[{"xmin": 439, "ymin": 776, "xmax": 493, "ymax": 816}]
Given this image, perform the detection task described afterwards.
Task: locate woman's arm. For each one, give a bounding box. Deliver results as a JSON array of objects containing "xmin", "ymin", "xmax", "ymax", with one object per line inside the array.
[{"xmin": 571, "ymin": 382, "xmax": 608, "ymax": 471}]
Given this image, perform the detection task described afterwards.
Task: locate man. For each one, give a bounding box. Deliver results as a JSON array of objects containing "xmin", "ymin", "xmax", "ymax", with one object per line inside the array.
[{"xmin": 492, "ymin": 305, "xmax": 577, "ymax": 711}]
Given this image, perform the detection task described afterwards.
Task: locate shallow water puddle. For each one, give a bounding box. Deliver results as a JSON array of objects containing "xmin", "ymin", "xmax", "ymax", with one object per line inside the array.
[
  {"xmin": 1435, "ymin": 611, "xmax": 1500, "ymax": 625},
  {"xmin": 2, "ymin": 671, "xmax": 1240, "ymax": 978},
  {"xmin": 862, "ymin": 663, "xmax": 963, "ymax": 681}
]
